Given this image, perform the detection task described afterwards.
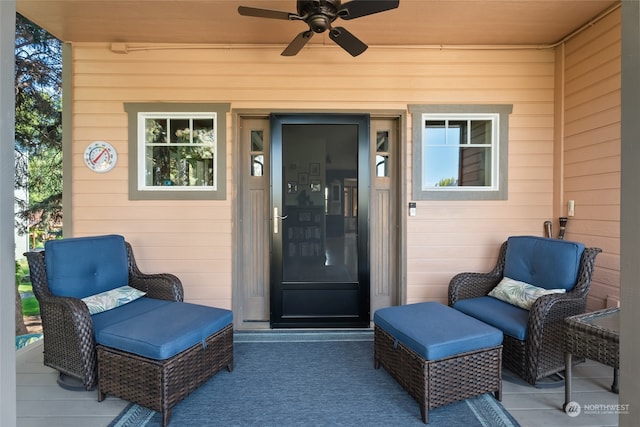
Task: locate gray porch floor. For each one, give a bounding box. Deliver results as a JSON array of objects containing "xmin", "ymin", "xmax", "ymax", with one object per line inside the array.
[{"xmin": 16, "ymin": 336, "xmax": 619, "ymax": 427}]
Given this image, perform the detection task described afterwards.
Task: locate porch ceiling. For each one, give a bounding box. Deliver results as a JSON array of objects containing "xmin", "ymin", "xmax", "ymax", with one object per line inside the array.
[{"xmin": 17, "ymin": 0, "xmax": 620, "ymax": 47}]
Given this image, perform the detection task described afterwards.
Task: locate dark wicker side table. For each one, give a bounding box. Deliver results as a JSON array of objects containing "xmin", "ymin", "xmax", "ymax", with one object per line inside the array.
[{"xmin": 564, "ymin": 307, "xmax": 619, "ymax": 409}]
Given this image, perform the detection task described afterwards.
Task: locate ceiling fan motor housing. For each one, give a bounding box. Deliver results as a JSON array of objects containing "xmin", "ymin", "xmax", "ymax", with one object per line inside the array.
[{"xmin": 298, "ymin": 0, "xmax": 340, "ymax": 33}]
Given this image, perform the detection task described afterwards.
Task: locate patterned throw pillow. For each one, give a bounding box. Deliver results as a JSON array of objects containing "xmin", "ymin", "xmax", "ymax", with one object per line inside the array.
[
  {"xmin": 488, "ymin": 277, "xmax": 566, "ymax": 310},
  {"xmin": 81, "ymin": 285, "xmax": 146, "ymax": 315}
]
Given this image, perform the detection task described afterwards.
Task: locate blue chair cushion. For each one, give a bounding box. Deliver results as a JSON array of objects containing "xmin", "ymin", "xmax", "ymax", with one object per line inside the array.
[
  {"xmin": 95, "ymin": 302, "xmax": 233, "ymax": 360},
  {"xmin": 44, "ymin": 235, "xmax": 129, "ymax": 299},
  {"xmin": 503, "ymin": 236, "xmax": 585, "ymax": 291},
  {"xmin": 373, "ymin": 302, "xmax": 503, "ymax": 360},
  {"xmin": 453, "ymin": 296, "xmax": 530, "ymax": 340},
  {"xmin": 92, "ymin": 297, "xmax": 172, "ymax": 335}
]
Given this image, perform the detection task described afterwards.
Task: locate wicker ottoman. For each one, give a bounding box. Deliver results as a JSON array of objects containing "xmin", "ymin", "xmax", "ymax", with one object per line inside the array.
[
  {"xmin": 374, "ymin": 302, "xmax": 503, "ymax": 423},
  {"xmin": 96, "ymin": 303, "xmax": 233, "ymax": 427}
]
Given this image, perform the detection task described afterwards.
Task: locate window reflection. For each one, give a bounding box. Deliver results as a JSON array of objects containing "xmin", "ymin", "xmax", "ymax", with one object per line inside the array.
[
  {"xmin": 376, "ymin": 130, "xmax": 390, "ymax": 177},
  {"xmin": 250, "ymin": 130, "xmax": 265, "ymax": 177},
  {"xmin": 422, "ymin": 119, "xmax": 492, "ymax": 188},
  {"xmin": 252, "ymin": 154, "xmax": 264, "ymax": 177}
]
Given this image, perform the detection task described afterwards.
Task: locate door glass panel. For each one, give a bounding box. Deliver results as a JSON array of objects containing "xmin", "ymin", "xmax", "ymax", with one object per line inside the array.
[
  {"xmin": 281, "ymin": 124, "xmax": 358, "ymax": 283},
  {"xmin": 375, "ymin": 130, "xmax": 390, "ymax": 177},
  {"xmin": 250, "ymin": 130, "xmax": 264, "ymax": 177},
  {"xmin": 251, "ymin": 130, "xmax": 264, "ymax": 152},
  {"xmin": 251, "ymin": 154, "xmax": 264, "ymax": 177}
]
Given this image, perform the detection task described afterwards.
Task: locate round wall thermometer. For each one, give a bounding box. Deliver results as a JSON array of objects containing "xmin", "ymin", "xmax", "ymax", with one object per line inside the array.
[{"xmin": 84, "ymin": 141, "xmax": 117, "ymax": 173}]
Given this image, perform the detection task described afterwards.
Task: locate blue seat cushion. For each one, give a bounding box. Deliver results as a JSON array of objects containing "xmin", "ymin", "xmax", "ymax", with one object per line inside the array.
[
  {"xmin": 44, "ymin": 234, "xmax": 129, "ymax": 299},
  {"xmin": 373, "ymin": 302, "xmax": 503, "ymax": 360},
  {"xmin": 92, "ymin": 297, "xmax": 172, "ymax": 335},
  {"xmin": 95, "ymin": 302, "xmax": 233, "ymax": 360},
  {"xmin": 453, "ymin": 296, "xmax": 529, "ymax": 341},
  {"xmin": 504, "ymin": 236, "xmax": 585, "ymax": 291}
]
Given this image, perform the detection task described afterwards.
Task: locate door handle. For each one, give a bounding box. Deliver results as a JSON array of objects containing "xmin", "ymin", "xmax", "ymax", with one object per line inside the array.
[{"xmin": 273, "ymin": 207, "xmax": 288, "ymax": 234}]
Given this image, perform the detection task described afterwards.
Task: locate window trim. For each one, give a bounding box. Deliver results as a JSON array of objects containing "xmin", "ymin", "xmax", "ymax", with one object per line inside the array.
[
  {"xmin": 409, "ymin": 104, "xmax": 512, "ymax": 200},
  {"xmin": 125, "ymin": 102, "xmax": 230, "ymax": 200}
]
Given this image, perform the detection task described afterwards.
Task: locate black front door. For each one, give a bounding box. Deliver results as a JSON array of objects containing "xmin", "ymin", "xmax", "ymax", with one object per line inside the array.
[{"xmin": 270, "ymin": 114, "xmax": 370, "ymax": 328}]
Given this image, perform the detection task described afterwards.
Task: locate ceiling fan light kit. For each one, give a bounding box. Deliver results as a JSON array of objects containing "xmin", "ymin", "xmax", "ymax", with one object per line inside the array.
[{"xmin": 238, "ymin": 0, "xmax": 400, "ymax": 57}]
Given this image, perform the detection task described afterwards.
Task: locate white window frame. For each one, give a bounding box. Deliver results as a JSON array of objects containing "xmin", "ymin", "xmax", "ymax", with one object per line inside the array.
[
  {"xmin": 125, "ymin": 103, "xmax": 229, "ymax": 200},
  {"xmin": 409, "ymin": 104, "xmax": 512, "ymax": 201}
]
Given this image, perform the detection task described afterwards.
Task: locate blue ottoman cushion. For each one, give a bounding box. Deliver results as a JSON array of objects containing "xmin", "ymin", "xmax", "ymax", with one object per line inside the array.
[
  {"xmin": 453, "ymin": 296, "xmax": 529, "ymax": 340},
  {"xmin": 374, "ymin": 302, "xmax": 503, "ymax": 360},
  {"xmin": 504, "ymin": 236, "xmax": 585, "ymax": 291},
  {"xmin": 96, "ymin": 302, "xmax": 233, "ymax": 360},
  {"xmin": 92, "ymin": 297, "xmax": 172, "ymax": 335}
]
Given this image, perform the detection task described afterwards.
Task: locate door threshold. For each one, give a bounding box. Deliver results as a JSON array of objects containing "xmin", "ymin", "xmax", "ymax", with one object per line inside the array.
[{"xmin": 234, "ymin": 329, "xmax": 373, "ymax": 343}]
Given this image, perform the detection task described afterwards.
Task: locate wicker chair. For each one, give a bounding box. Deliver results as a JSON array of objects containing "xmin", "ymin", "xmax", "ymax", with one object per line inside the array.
[
  {"xmin": 25, "ymin": 239, "xmax": 183, "ymax": 390},
  {"xmin": 448, "ymin": 237, "xmax": 601, "ymax": 386}
]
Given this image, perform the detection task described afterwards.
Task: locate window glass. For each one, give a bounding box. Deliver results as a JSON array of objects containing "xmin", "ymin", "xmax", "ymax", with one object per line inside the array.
[
  {"xmin": 422, "ymin": 118, "xmax": 492, "ymax": 189},
  {"xmin": 375, "ymin": 130, "xmax": 390, "ymax": 177},
  {"xmin": 250, "ymin": 130, "xmax": 265, "ymax": 177},
  {"xmin": 142, "ymin": 114, "xmax": 216, "ymax": 188}
]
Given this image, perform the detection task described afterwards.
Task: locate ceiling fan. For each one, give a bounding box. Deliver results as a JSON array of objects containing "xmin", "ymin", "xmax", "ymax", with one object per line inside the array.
[{"xmin": 238, "ymin": 0, "xmax": 400, "ymax": 57}]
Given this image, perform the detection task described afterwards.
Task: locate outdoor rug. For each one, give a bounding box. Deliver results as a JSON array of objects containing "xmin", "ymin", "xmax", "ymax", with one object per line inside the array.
[{"xmin": 109, "ymin": 336, "xmax": 520, "ymax": 427}]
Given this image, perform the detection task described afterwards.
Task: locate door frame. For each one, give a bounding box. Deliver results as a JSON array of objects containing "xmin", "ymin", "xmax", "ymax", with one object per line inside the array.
[{"xmin": 232, "ymin": 109, "xmax": 407, "ymax": 330}]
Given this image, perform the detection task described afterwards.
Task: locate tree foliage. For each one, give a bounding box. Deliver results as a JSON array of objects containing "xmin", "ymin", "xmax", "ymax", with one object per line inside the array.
[
  {"xmin": 436, "ymin": 177, "xmax": 458, "ymax": 187},
  {"xmin": 14, "ymin": 14, "xmax": 63, "ymax": 241}
]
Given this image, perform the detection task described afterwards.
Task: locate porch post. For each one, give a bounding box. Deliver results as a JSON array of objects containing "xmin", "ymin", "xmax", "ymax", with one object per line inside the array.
[
  {"xmin": 620, "ymin": 1, "xmax": 640, "ymax": 425},
  {"xmin": 0, "ymin": 1, "xmax": 17, "ymax": 426}
]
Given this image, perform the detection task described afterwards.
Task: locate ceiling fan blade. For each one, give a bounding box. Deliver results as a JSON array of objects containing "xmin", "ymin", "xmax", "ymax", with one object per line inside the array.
[
  {"xmin": 338, "ymin": 0, "xmax": 400, "ymax": 20},
  {"xmin": 329, "ymin": 27, "xmax": 368, "ymax": 57},
  {"xmin": 238, "ymin": 6, "xmax": 297, "ymax": 20},
  {"xmin": 282, "ymin": 31, "xmax": 314, "ymax": 56}
]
